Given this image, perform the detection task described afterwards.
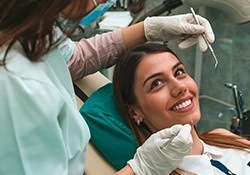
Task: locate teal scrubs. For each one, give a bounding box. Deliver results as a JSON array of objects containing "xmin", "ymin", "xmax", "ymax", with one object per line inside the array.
[{"xmin": 0, "ymin": 30, "xmax": 90, "ymax": 175}]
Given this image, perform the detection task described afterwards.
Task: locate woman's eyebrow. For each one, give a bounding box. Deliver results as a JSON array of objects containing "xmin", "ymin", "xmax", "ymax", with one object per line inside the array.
[
  {"xmin": 143, "ymin": 72, "xmax": 163, "ymax": 87},
  {"xmin": 172, "ymin": 61, "xmax": 183, "ymax": 70},
  {"xmin": 142, "ymin": 61, "xmax": 184, "ymax": 87}
]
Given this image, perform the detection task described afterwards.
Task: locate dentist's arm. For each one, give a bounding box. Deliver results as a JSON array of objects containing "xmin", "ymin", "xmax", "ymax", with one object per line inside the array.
[
  {"xmin": 121, "ymin": 21, "xmax": 147, "ymax": 49},
  {"xmin": 121, "ymin": 14, "xmax": 215, "ymax": 52}
]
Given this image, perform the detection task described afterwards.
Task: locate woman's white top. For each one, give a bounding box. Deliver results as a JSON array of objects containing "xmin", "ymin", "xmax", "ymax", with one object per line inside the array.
[{"xmin": 178, "ymin": 141, "xmax": 250, "ymax": 175}]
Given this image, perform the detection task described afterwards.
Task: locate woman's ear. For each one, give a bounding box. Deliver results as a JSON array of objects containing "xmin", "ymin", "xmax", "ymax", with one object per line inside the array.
[{"xmin": 128, "ymin": 105, "xmax": 143, "ymax": 125}]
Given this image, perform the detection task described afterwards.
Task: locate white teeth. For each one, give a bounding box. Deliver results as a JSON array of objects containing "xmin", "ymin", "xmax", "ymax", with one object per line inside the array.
[{"xmin": 173, "ymin": 99, "xmax": 191, "ymax": 110}]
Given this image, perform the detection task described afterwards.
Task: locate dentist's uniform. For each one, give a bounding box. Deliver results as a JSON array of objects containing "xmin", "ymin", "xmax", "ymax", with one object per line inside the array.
[
  {"xmin": 0, "ymin": 25, "xmax": 125, "ymax": 174},
  {"xmin": 0, "ymin": 31, "xmax": 90, "ymax": 175},
  {"xmin": 0, "ymin": 1, "xmax": 124, "ymax": 174}
]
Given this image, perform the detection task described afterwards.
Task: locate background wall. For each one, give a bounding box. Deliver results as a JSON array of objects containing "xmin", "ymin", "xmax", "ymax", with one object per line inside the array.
[{"xmin": 142, "ymin": 1, "xmax": 250, "ymax": 133}]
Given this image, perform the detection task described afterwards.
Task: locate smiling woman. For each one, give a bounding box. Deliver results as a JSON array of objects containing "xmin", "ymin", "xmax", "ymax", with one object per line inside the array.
[
  {"xmin": 130, "ymin": 48, "xmax": 200, "ymax": 132},
  {"xmin": 113, "ymin": 42, "xmax": 250, "ymax": 175}
]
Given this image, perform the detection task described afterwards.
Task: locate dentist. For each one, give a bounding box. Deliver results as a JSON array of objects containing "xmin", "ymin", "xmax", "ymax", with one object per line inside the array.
[{"xmin": 0, "ymin": 0, "xmax": 214, "ymax": 175}]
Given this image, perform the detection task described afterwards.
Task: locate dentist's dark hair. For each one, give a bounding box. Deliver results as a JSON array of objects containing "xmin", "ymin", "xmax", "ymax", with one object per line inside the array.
[{"xmin": 0, "ymin": 0, "xmax": 87, "ymax": 65}]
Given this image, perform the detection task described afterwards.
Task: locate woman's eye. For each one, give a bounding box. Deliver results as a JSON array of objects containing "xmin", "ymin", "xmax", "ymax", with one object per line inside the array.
[
  {"xmin": 175, "ymin": 68, "xmax": 186, "ymax": 77},
  {"xmin": 150, "ymin": 80, "xmax": 162, "ymax": 90}
]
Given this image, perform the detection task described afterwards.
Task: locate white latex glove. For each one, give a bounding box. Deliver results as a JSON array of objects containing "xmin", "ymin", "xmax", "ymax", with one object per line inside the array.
[
  {"xmin": 128, "ymin": 124, "xmax": 192, "ymax": 175},
  {"xmin": 144, "ymin": 14, "xmax": 215, "ymax": 52}
]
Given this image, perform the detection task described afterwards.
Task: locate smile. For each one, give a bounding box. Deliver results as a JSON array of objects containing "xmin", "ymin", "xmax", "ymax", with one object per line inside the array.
[{"xmin": 172, "ymin": 99, "xmax": 192, "ymax": 111}]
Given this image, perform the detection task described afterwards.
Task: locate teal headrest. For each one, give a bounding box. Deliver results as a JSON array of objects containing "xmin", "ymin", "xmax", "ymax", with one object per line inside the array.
[{"xmin": 80, "ymin": 83, "xmax": 137, "ymax": 170}]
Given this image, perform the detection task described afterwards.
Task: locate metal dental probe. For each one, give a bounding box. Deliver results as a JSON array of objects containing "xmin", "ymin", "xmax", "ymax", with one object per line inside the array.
[{"xmin": 190, "ymin": 7, "xmax": 219, "ymax": 68}]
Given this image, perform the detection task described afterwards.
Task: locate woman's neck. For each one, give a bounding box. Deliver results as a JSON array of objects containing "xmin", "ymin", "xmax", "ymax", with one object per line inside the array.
[{"xmin": 189, "ymin": 126, "xmax": 203, "ymax": 155}]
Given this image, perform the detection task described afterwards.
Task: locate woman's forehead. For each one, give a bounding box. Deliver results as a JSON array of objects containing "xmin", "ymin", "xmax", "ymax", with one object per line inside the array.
[
  {"xmin": 137, "ymin": 52, "xmax": 178, "ymax": 71},
  {"xmin": 134, "ymin": 52, "xmax": 179, "ymax": 84}
]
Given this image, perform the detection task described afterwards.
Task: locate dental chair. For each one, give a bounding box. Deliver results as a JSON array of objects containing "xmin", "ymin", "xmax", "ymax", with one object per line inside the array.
[
  {"xmin": 75, "ymin": 72, "xmax": 117, "ymax": 174},
  {"xmin": 75, "ymin": 71, "xmax": 250, "ymax": 175},
  {"xmin": 75, "ymin": 72, "xmax": 138, "ymax": 175}
]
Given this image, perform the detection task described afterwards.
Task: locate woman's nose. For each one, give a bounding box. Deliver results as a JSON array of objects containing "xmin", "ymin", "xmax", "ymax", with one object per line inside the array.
[{"xmin": 170, "ymin": 79, "xmax": 187, "ymax": 97}]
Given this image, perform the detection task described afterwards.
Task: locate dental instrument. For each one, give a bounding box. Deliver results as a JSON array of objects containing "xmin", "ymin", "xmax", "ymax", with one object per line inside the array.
[
  {"xmin": 160, "ymin": 133, "xmax": 177, "ymax": 149},
  {"xmin": 119, "ymin": 0, "xmax": 124, "ymax": 7},
  {"xmin": 124, "ymin": 0, "xmax": 128, "ymax": 9},
  {"xmin": 190, "ymin": 7, "xmax": 218, "ymax": 68}
]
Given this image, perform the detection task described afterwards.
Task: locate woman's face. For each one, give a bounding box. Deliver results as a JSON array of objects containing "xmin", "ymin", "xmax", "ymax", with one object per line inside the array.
[{"xmin": 132, "ymin": 52, "xmax": 201, "ymax": 132}]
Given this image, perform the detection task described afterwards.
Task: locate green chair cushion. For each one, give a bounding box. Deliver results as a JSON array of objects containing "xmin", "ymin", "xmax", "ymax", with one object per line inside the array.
[{"xmin": 80, "ymin": 83, "xmax": 137, "ymax": 170}]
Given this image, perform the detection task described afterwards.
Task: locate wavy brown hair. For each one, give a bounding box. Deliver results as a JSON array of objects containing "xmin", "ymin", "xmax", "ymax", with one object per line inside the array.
[{"xmin": 0, "ymin": 0, "xmax": 87, "ymax": 65}]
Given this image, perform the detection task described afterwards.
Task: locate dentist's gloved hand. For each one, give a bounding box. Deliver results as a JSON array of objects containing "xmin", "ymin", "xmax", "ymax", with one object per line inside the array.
[
  {"xmin": 128, "ymin": 124, "xmax": 192, "ymax": 175},
  {"xmin": 144, "ymin": 14, "xmax": 215, "ymax": 52}
]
